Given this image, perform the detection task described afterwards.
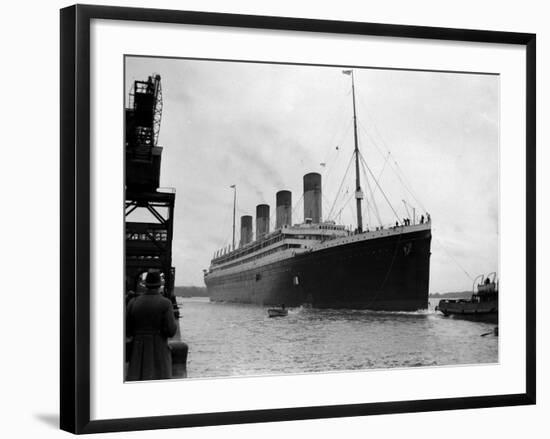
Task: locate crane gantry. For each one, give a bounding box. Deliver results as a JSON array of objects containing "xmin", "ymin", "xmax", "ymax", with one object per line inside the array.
[{"xmin": 124, "ymin": 74, "xmax": 179, "ymax": 318}]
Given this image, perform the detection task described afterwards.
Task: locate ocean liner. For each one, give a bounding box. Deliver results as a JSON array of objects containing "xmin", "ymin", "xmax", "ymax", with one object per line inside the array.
[{"xmin": 204, "ymin": 70, "xmax": 432, "ymax": 311}]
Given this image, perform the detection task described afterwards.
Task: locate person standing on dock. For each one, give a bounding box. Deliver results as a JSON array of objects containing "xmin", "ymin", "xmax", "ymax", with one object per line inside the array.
[{"xmin": 126, "ymin": 270, "xmax": 178, "ymax": 381}]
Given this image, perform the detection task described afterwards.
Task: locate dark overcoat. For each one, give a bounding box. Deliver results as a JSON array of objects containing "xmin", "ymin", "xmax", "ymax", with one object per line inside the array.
[{"xmin": 126, "ymin": 291, "xmax": 178, "ymax": 381}]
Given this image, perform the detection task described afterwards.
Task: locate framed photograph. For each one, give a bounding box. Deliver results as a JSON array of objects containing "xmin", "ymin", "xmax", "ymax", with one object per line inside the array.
[{"xmin": 60, "ymin": 4, "xmax": 536, "ymax": 434}]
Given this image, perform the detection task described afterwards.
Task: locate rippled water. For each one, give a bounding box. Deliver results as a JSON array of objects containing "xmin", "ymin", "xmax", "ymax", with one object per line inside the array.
[{"xmin": 176, "ymin": 297, "xmax": 498, "ymax": 379}]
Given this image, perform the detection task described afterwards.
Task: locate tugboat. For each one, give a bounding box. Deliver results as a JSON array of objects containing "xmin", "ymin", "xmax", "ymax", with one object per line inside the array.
[{"xmin": 436, "ymin": 273, "xmax": 498, "ymax": 323}]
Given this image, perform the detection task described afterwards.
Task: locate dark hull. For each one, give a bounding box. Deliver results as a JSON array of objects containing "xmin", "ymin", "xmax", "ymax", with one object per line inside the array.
[{"xmin": 206, "ymin": 228, "xmax": 431, "ymax": 311}]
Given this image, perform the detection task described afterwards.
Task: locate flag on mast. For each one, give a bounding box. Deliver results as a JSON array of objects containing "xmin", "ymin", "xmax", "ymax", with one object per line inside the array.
[
  {"xmin": 230, "ymin": 184, "xmax": 236, "ymax": 188},
  {"xmin": 342, "ymin": 70, "xmax": 352, "ymax": 75}
]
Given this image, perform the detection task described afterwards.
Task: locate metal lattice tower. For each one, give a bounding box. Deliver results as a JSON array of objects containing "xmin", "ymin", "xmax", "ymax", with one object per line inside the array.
[{"xmin": 125, "ymin": 74, "xmax": 178, "ymax": 315}]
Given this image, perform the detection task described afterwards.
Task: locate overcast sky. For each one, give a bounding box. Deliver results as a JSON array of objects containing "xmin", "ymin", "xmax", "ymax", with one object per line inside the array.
[{"xmin": 126, "ymin": 56, "xmax": 499, "ymax": 293}]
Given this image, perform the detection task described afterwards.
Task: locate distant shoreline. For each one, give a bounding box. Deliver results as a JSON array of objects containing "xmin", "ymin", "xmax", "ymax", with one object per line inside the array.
[
  {"xmin": 429, "ymin": 291, "xmax": 472, "ymax": 299},
  {"xmin": 174, "ymin": 287, "xmax": 471, "ymax": 300},
  {"xmin": 174, "ymin": 286, "xmax": 209, "ymax": 297}
]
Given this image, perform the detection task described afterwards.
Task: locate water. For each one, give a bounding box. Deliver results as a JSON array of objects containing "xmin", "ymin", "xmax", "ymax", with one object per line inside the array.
[{"xmin": 176, "ymin": 297, "xmax": 498, "ymax": 379}]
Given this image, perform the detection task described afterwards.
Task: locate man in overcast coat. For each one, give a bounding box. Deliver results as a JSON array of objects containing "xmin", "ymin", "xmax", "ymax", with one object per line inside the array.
[{"xmin": 126, "ymin": 270, "xmax": 178, "ymax": 381}]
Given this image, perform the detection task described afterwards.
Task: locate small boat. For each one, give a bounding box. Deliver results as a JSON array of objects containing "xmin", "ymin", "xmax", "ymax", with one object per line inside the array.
[
  {"xmin": 481, "ymin": 326, "xmax": 498, "ymax": 337},
  {"xmin": 268, "ymin": 307, "xmax": 288, "ymax": 318},
  {"xmin": 436, "ymin": 272, "xmax": 498, "ymax": 323}
]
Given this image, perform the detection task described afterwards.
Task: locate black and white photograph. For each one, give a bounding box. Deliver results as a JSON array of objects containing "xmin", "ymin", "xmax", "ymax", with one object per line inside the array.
[
  {"xmin": 1, "ymin": 0, "xmax": 545, "ymax": 436},
  {"xmin": 124, "ymin": 56, "xmax": 499, "ymax": 382}
]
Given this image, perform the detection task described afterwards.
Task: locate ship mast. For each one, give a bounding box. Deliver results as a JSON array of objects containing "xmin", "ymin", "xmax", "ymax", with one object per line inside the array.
[
  {"xmin": 344, "ymin": 69, "xmax": 363, "ymax": 233},
  {"xmin": 230, "ymin": 184, "xmax": 236, "ymax": 249}
]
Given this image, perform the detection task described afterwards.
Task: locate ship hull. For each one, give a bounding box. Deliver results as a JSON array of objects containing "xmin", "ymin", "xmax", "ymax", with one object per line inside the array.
[{"xmin": 205, "ymin": 228, "xmax": 431, "ymax": 311}]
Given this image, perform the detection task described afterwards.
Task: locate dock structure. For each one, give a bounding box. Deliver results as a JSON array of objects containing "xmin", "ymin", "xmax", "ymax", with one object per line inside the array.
[
  {"xmin": 124, "ymin": 74, "xmax": 187, "ymax": 377},
  {"xmin": 124, "ymin": 74, "xmax": 179, "ymax": 318}
]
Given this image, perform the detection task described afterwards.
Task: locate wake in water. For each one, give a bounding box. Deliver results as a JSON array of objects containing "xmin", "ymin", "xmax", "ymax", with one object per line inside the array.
[{"xmin": 289, "ymin": 305, "xmax": 438, "ymax": 317}]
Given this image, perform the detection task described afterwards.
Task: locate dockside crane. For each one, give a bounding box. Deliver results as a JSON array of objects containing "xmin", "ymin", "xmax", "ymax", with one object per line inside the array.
[{"xmin": 125, "ymin": 74, "xmax": 179, "ymax": 318}]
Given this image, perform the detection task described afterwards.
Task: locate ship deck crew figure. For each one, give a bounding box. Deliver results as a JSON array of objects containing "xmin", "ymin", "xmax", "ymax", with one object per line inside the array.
[{"xmin": 126, "ymin": 270, "xmax": 178, "ymax": 381}]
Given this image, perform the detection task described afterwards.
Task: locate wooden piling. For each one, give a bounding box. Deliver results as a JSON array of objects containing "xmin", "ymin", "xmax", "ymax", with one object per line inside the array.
[{"xmin": 169, "ymin": 341, "xmax": 188, "ymax": 378}]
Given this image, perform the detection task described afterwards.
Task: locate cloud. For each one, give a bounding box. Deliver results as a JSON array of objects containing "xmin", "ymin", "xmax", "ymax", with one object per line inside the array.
[{"xmin": 126, "ymin": 57, "xmax": 499, "ymax": 291}]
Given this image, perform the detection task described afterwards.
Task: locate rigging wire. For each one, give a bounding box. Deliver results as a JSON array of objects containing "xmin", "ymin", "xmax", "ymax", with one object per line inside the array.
[
  {"xmin": 322, "ymin": 121, "xmax": 352, "ymax": 185},
  {"xmin": 346, "ymin": 195, "xmax": 356, "ymax": 227},
  {"xmin": 361, "ymin": 158, "xmax": 383, "ymax": 226},
  {"xmin": 291, "ymin": 192, "xmax": 304, "ymax": 220},
  {"xmin": 359, "ymin": 152, "xmax": 401, "ymax": 222},
  {"xmin": 319, "ymin": 81, "xmax": 355, "ymax": 189},
  {"xmin": 353, "ymin": 99, "xmax": 423, "ymax": 222},
  {"xmin": 330, "ymin": 185, "xmax": 348, "ymax": 223},
  {"xmin": 314, "ymin": 83, "xmax": 355, "ymax": 187},
  {"xmin": 332, "ymin": 191, "xmax": 356, "ymax": 223},
  {"xmin": 360, "ymin": 146, "xmax": 391, "ymax": 201},
  {"xmin": 391, "ymin": 157, "xmax": 428, "ymax": 213},
  {"xmin": 351, "ymin": 81, "xmax": 428, "ymax": 215},
  {"xmin": 327, "ymin": 152, "xmax": 356, "ymax": 220},
  {"xmin": 323, "ymin": 119, "xmax": 351, "ymax": 165},
  {"xmin": 322, "ymin": 193, "xmax": 333, "ymax": 220},
  {"xmin": 402, "ymin": 200, "xmax": 411, "ymax": 218},
  {"xmin": 374, "ymin": 151, "xmax": 391, "ymax": 193},
  {"xmin": 365, "ymin": 190, "xmax": 372, "ymax": 228},
  {"xmin": 433, "ymin": 236, "xmax": 474, "ymax": 281},
  {"xmin": 318, "ymin": 90, "xmax": 353, "ymax": 164},
  {"xmin": 358, "ymin": 119, "xmax": 427, "ymax": 212}
]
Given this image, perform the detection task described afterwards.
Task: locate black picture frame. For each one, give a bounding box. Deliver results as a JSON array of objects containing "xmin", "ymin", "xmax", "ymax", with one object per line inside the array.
[{"xmin": 60, "ymin": 4, "xmax": 536, "ymax": 434}]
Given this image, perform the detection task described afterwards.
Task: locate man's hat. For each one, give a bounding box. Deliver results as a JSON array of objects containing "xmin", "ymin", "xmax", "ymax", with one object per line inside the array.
[{"xmin": 145, "ymin": 270, "xmax": 162, "ymax": 288}]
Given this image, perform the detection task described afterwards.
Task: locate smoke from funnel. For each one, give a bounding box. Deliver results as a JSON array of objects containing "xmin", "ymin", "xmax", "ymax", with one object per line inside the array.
[{"xmin": 256, "ymin": 204, "xmax": 270, "ymax": 240}]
